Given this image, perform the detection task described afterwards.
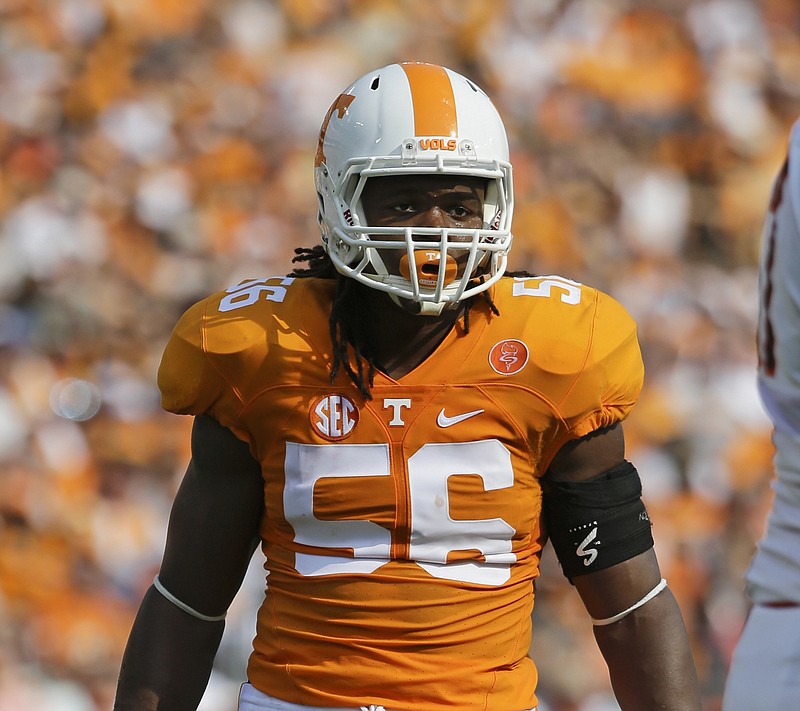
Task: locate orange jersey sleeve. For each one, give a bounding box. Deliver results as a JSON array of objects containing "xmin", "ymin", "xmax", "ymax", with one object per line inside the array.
[
  {"xmin": 157, "ymin": 276, "xmax": 333, "ymax": 439},
  {"xmin": 502, "ymin": 274, "xmax": 643, "ymax": 448},
  {"xmin": 156, "ymin": 274, "xmax": 643, "ymax": 711}
]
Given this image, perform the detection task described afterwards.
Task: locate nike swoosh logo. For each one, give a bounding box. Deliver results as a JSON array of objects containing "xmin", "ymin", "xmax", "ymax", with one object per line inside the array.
[{"xmin": 437, "ymin": 408, "xmax": 485, "ymax": 428}]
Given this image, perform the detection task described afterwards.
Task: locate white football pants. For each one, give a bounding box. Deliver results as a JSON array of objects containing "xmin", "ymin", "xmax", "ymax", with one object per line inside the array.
[
  {"xmin": 723, "ymin": 605, "xmax": 800, "ymax": 710},
  {"xmin": 237, "ymin": 682, "xmax": 537, "ymax": 711}
]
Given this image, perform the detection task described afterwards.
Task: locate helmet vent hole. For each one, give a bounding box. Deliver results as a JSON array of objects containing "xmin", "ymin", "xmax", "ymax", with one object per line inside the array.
[
  {"xmin": 421, "ymin": 264, "xmax": 438, "ymax": 275},
  {"xmin": 371, "ymin": 77, "xmax": 380, "ymax": 90},
  {"xmin": 466, "ymin": 79, "xmax": 479, "ymax": 92}
]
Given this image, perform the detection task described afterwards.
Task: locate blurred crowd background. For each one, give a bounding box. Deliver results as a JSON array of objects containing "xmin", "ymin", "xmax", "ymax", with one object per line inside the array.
[{"xmin": 2, "ymin": 0, "xmax": 799, "ymax": 709}]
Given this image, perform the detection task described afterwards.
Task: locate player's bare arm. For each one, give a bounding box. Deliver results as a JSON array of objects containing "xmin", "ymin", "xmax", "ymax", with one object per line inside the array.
[
  {"xmin": 114, "ymin": 415, "xmax": 264, "ymax": 711},
  {"xmin": 545, "ymin": 424, "xmax": 702, "ymax": 710}
]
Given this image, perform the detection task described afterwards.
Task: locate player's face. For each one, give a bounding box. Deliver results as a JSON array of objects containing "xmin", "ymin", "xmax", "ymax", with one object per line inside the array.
[
  {"xmin": 360, "ymin": 174, "xmax": 487, "ymax": 314},
  {"xmin": 361, "ymin": 174, "xmax": 486, "ymax": 232}
]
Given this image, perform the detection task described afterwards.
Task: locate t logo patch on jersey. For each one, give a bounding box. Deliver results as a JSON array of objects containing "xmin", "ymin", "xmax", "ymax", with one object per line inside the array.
[
  {"xmin": 311, "ymin": 393, "xmax": 359, "ymax": 441},
  {"xmin": 489, "ymin": 339, "xmax": 529, "ymax": 375}
]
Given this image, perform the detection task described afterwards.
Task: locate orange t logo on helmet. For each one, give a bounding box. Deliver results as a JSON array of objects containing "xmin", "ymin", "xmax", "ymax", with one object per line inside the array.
[{"xmin": 315, "ymin": 93, "xmax": 355, "ymax": 168}]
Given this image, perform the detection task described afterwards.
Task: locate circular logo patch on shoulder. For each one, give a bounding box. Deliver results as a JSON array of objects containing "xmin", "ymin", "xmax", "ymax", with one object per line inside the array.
[
  {"xmin": 489, "ymin": 339, "xmax": 530, "ymax": 376},
  {"xmin": 310, "ymin": 393, "xmax": 360, "ymax": 441}
]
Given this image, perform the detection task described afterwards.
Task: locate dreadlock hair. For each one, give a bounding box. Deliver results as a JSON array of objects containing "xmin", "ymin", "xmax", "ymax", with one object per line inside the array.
[{"xmin": 290, "ymin": 245, "xmax": 533, "ymax": 399}]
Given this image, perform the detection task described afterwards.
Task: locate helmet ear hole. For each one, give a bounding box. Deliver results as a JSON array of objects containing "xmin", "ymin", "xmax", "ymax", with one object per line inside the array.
[{"xmin": 483, "ymin": 180, "xmax": 504, "ymax": 229}]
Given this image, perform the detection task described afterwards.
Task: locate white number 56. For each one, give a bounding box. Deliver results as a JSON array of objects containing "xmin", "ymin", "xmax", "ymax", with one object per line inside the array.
[{"xmin": 283, "ymin": 440, "xmax": 517, "ymax": 586}]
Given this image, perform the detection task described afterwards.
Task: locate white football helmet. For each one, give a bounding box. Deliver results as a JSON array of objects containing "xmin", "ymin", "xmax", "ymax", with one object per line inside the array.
[{"xmin": 315, "ymin": 62, "xmax": 514, "ymax": 315}]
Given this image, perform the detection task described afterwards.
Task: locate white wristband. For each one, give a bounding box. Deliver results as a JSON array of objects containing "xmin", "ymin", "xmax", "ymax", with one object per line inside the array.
[
  {"xmin": 152, "ymin": 574, "xmax": 227, "ymax": 622},
  {"xmin": 591, "ymin": 578, "xmax": 668, "ymax": 626}
]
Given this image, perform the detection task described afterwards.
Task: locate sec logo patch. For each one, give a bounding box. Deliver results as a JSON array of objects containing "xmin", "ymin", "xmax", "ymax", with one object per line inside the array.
[
  {"xmin": 311, "ymin": 393, "xmax": 359, "ymax": 441},
  {"xmin": 489, "ymin": 339, "xmax": 529, "ymax": 375}
]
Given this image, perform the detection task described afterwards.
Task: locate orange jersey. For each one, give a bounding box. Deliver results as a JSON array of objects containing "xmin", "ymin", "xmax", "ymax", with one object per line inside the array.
[{"xmin": 158, "ymin": 274, "xmax": 644, "ymax": 711}]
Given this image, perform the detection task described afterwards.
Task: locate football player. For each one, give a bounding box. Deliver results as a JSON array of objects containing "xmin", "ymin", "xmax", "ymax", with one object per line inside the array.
[
  {"xmin": 113, "ymin": 62, "xmax": 701, "ymax": 711},
  {"xmin": 723, "ymin": 119, "xmax": 800, "ymax": 710}
]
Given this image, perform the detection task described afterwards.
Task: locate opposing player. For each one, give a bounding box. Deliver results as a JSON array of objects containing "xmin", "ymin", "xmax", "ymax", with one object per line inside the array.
[
  {"xmin": 723, "ymin": 120, "xmax": 800, "ymax": 710},
  {"xmin": 113, "ymin": 62, "xmax": 701, "ymax": 711}
]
